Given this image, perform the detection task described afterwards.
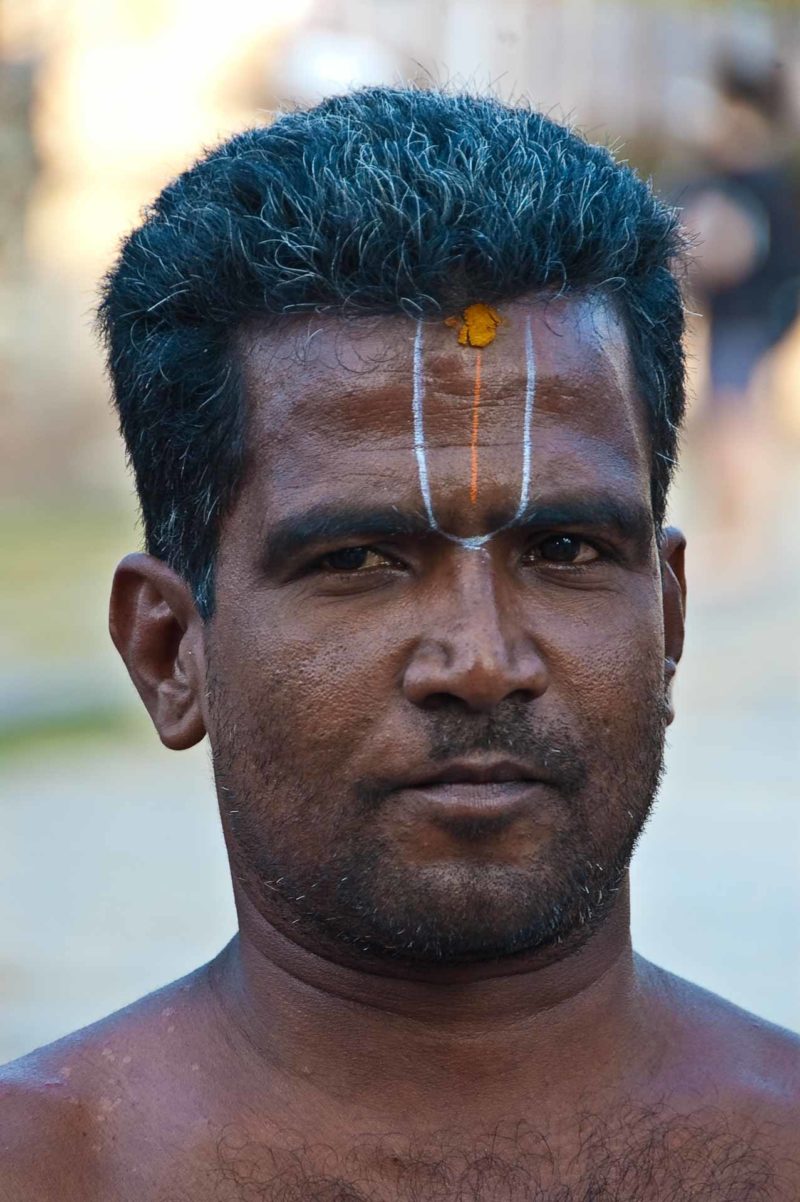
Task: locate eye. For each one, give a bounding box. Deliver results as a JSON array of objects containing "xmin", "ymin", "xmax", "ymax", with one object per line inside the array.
[
  {"xmin": 533, "ymin": 535, "xmax": 599, "ymax": 565},
  {"xmin": 316, "ymin": 546, "xmax": 395, "ymax": 573}
]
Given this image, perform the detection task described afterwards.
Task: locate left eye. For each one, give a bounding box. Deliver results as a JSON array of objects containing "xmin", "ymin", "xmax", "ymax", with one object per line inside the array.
[
  {"xmin": 317, "ymin": 546, "xmax": 394, "ymax": 572},
  {"xmin": 533, "ymin": 535, "xmax": 599, "ymax": 565}
]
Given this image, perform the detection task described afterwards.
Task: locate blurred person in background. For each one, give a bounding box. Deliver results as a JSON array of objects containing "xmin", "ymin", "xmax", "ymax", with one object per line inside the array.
[
  {"xmin": 680, "ymin": 51, "xmax": 800, "ymax": 587},
  {"xmin": 0, "ymin": 86, "xmax": 798, "ymax": 1202}
]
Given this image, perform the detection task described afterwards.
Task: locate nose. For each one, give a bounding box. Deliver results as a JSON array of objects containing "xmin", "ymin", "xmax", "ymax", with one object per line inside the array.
[{"xmin": 402, "ymin": 552, "xmax": 548, "ymax": 713}]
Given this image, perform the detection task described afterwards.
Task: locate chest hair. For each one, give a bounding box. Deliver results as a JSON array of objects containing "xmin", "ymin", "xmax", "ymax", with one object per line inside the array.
[{"xmin": 193, "ymin": 1100, "xmax": 795, "ymax": 1202}]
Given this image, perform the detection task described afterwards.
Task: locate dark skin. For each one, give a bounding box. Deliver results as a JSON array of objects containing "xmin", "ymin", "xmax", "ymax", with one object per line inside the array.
[{"xmin": 1, "ymin": 295, "xmax": 798, "ymax": 1201}]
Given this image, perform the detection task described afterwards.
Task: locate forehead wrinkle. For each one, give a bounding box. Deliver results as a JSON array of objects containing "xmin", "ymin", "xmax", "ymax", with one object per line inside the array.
[
  {"xmin": 245, "ymin": 380, "xmax": 648, "ymax": 501},
  {"xmin": 238, "ymin": 298, "xmax": 649, "ymax": 496},
  {"xmin": 240, "ymin": 308, "xmax": 540, "ymax": 397}
]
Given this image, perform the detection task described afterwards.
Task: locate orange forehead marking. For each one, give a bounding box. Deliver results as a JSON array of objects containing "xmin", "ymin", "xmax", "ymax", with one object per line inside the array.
[
  {"xmin": 470, "ymin": 350, "xmax": 482, "ymax": 504},
  {"xmin": 444, "ymin": 302, "xmax": 503, "ymax": 347}
]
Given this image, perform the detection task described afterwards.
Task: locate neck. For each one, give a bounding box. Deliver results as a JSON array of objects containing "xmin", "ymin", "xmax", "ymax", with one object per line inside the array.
[{"xmin": 204, "ymin": 877, "xmax": 658, "ymax": 1127}]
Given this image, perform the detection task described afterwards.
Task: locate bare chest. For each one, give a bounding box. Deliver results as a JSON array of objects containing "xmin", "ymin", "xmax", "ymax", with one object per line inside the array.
[{"xmin": 110, "ymin": 1105, "xmax": 796, "ymax": 1202}]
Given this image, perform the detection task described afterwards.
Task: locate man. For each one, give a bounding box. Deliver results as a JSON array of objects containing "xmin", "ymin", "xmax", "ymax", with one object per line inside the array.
[{"xmin": 1, "ymin": 87, "xmax": 797, "ymax": 1201}]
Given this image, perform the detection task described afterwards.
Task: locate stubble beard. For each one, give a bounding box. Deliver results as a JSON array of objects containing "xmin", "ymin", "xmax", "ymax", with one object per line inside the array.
[{"xmin": 208, "ymin": 670, "xmax": 670, "ymax": 967}]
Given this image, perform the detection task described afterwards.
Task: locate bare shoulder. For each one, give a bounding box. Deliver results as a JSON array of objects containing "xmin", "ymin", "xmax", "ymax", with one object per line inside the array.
[
  {"xmin": 641, "ymin": 958, "xmax": 800, "ymax": 1143},
  {"xmin": 0, "ymin": 1052, "xmax": 101, "ymax": 1202},
  {"xmin": 629, "ymin": 959, "xmax": 800, "ymax": 1196},
  {"xmin": 643, "ymin": 961, "xmax": 792, "ymax": 1076},
  {"xmin": 0, "ymin": 965, "xmax": 214, "ymax": 1202}
]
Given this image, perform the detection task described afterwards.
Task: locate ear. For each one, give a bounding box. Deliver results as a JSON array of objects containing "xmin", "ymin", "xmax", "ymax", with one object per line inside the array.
[
  {"xmin": 659, "ymin": 526, "xmax": 687, "ymax": 725},
  {"xmin": 109, "ymin": 553, "xmax": 207, "ymax": 749}
]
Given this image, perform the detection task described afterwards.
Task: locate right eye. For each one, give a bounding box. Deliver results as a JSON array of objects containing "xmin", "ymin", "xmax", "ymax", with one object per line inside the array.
[{"xmin": 316, "ymin": 546, "xmax": 395, "ymax": 573}]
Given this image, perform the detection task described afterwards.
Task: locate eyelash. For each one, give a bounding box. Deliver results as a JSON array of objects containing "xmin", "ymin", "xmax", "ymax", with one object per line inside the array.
[
  {"xmin": 312, "ymin": 535, "xmax": 611, "ymax": 576},
  {"xmin": 523, "ymin": 535, "xmax": 605, "ymax": 569}
]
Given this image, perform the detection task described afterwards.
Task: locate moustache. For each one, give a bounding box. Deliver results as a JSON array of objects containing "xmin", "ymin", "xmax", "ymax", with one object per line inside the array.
[{"xmin": 357, "ymin": 704, "xmax": 589, "ymax": 805}]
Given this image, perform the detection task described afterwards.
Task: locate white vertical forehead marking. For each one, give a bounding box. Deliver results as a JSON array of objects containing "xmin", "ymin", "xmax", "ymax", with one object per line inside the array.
[
  {"xmin": 514, "ymin": 314, "xmax": 536, "ymax": 520},
  {"xmin": 411, "ymin": 315, "xmax": 536, "ymax": 548},
  {"xmin": 412, "ymin": 320, "xmax": 436, "ymax": 528}
]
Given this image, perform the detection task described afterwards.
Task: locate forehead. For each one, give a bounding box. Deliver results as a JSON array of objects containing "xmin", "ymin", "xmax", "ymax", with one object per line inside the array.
[{"xmin": 236, "ymin": 295, "xmax": 651, "ymax": 522}]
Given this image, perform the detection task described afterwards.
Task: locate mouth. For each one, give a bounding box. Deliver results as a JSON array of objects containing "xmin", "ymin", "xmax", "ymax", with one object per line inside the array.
[
  {"xmin": 391, "ymin": 759, "xmax": 554, "ymax": 820},
  {"xmin": 400, "ymin": 759, "xmax": 548, "ymax": 789}
]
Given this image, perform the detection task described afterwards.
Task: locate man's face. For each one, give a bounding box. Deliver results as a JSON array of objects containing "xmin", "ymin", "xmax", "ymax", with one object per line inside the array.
[{"xmin": 204, "ymin": 295, "xmax": 679, "ymax": 965}]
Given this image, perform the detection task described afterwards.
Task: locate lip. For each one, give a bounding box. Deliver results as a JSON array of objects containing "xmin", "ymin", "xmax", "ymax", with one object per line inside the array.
[
  {"xmin": 388, "ymin": 760, "xmax": 555, "ymax": 820},
  {"xmin": 395, "ymin": 758, "xmax": 550, "ymax": 790},
  {"xmin": 403, "ymin": 778, "xmax": 547, "ymax": 814}
]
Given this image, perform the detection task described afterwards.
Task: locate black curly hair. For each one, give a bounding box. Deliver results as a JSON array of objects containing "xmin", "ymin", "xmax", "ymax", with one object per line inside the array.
[{"xmin": 98, "ymin": 86, "xmax": 686, "ymax": 618}]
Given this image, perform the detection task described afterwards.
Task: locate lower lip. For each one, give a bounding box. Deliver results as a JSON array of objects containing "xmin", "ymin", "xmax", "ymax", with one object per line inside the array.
[{"xmin": 396, "ymin": 779, "xmax": 548, "ymax": 816}]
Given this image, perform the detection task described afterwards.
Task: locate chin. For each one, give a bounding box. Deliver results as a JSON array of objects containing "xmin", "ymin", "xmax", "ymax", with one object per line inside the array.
[{"xmin": 319, "ymin": 859, "xmax": 617, "ymax": 965}]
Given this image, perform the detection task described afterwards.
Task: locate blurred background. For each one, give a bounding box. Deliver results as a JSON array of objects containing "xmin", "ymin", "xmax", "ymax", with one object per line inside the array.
[{"xmin": 1, "ymin": 0, "xmax": 798, "ymax": 1063}]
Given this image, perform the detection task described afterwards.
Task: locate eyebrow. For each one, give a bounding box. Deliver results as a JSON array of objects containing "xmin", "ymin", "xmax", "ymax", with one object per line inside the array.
[
  {"xmin": 261, "ymin": 506, "xmax": 432, "ymax": 571},
  {"xmin": 508, "ymin": 497, "xmax": 654, "ymax": 549},
  {"xmin": 260, "ymin": 495, "xmax": 654, "ymax": 572}
]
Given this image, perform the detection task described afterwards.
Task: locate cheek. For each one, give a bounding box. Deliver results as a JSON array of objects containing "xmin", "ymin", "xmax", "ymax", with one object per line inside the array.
[
  {"xmin": 216, "ymin": 595, "xmax": 408, "ymax": 765},
  {"xmin": 211, "ymin": 569, "xmax": 665, "ymax": 763},
  {"xmin": 543, "ymin": 583, "xmax": 665, "ymax": 728}
]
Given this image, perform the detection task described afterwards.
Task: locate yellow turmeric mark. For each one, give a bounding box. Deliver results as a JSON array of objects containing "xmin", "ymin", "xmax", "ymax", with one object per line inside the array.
[
  {"xmin": 445, "ymin": 302, "xmax": 502, "ymax": 348},
  {"xmin": 470, "ymin": 350, "xmax": 482, "ymax": 503}
]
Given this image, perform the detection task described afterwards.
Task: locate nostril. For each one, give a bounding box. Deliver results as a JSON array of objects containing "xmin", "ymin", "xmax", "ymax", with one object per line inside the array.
[
  {"xmin": 402, "ymin": 636, "xmax": 548, "ymax": 712},
  {"xmin": 416, "ymin": 692, "xmax": 474, "ymax": 713}
]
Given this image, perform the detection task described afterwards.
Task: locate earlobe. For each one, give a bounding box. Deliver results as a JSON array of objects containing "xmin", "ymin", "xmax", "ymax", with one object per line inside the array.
[
  {"xmin": 659, "ymin": 526, "xmax": 687, "ymax": 725},
  {"xmin": 109, "ymin": 553, "xmax": 208, "ymax": 749}
]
